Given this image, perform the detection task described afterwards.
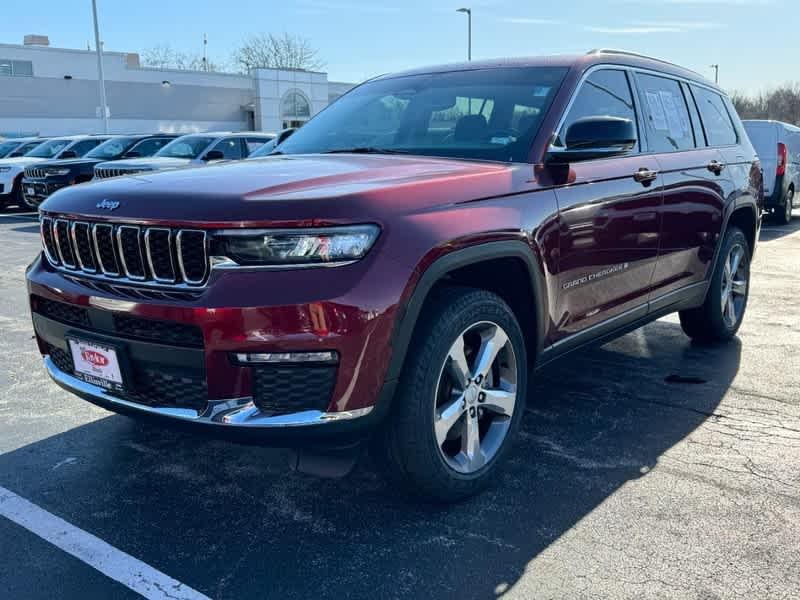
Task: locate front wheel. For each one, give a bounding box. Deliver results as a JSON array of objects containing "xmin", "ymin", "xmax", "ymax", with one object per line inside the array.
[
  {"xmin": 373, "ymin": 287, "xmax": 527, "ymax": 502},
  {"xmin": 679, "ymin": 226, "xmax": 750, "ymax": 342}
]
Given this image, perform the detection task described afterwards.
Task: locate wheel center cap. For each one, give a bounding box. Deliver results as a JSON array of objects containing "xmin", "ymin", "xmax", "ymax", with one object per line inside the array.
[{"xmin": 465, "ymin": 386, "xmax": 478, "ymax": 405}]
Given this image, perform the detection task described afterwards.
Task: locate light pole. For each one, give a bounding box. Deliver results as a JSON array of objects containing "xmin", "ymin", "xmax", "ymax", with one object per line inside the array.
[
  {"xmin": 91, "ymin": 0, "xmax": 109, "ymax": 133},
  {"xmin": 456, "ymin": 8, "xmax": 471, "ymax": 61},
  {"xmin": 710, "ymin": 63, "xmax": 719, "ymax": 85}
]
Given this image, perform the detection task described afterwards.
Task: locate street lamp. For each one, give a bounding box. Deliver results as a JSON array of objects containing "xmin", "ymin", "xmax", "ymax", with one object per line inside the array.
[
  {"xmin": 456, "ymin": 7, "xmax": 471, "ymax": 61},
  {"xmin": 91, "ymin": 0, "xmax": 109, "ymax": 133}
]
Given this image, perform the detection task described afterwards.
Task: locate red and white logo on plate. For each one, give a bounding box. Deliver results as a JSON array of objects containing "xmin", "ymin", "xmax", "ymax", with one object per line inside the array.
[{"xmin": 69, "ymin": 339, "xmax": 123, "ymax": 386}]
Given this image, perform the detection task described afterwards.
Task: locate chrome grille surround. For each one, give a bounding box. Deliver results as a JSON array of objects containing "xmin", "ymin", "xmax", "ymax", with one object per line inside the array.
[
  {"xmin": 25, "ymin": 167, "xmax": 47, "ymax": 179},
  {"xmin": 40, "ymin": 216, "xmax": 209, "ymax": 288}
]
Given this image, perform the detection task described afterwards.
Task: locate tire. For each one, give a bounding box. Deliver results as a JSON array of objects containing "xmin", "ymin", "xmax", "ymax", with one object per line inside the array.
[
  {"xmin": 776, "ymin": 187, "xmax": 794, "ymax": 225},
  {"xmin": 373, "ymin": 287, "xmax": 528, "ymax": 502},
  {"xmin": 679, "ymin": 226, "xmax": 750, "ymax": 343}
]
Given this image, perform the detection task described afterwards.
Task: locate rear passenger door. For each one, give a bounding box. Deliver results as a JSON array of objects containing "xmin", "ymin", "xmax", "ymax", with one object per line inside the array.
[
  {"xmin": 635, "ymin": 73, "xmax": 728, "ymax": 302},
  {"xmin": 552, "ymin": 68, "xmax": 663, "ymax": 342}
]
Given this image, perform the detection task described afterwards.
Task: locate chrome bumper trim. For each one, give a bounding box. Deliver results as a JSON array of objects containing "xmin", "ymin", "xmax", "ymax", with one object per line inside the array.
[{"xmin": 44, "ymin": 356, "xmax": 373, "ymax": 428}]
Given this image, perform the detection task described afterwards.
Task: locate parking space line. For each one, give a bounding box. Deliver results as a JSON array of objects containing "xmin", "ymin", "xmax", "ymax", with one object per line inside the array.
[
  {"xmin": 0, "ymin": 486, "xmax": 211, "ymax": 600},
  {"xmin": 0, "ymin": 212, "xmax": 38, "ymax": 219}
]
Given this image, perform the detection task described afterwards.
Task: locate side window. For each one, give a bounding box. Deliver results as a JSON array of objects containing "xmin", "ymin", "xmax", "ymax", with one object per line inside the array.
[
  {"xmin": 245, "ymin": 137, "xmax": 269, "ymax": 154},
  {"xmin": 636, "ymin": 73, "xmax": 695, "ymax": 152},
  {"xmin": 210, "ymin": 138, "xmax": 243, "ymax": 160},
  {"xmin": 691, "ymin": 86, "xmax": 738, "ymax": 147},
  {"xmin": 130, "ymin": 137, "xmax": 171, "ymax": 157},
  {"xmin": 68, "ymin": 139, "xmax": 102, "ymax": 157},
  {"xmin": 557, "ymin": 69, "xmax": 638, "ymax": 151}
]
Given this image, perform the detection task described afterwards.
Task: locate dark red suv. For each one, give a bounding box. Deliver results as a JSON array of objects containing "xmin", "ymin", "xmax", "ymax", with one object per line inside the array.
[{"xmin": 28, "ymin": 50, "xmax": 762, "ymax": 501}]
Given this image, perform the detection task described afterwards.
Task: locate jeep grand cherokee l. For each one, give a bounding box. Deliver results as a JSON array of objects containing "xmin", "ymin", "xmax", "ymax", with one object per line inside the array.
[
  {"xmin": 21, "ymin": 134, "xmax": 178, "ymax": 208},
  {"xmin": 0, "ymin": 136, "xmax": 109, "ymax": 209},
  {"xmin": 93, "ymin": 132, "xmax": 275, "ymax": 179},
  {"xmin": 28, "ymin": 50, "xmax": 762, "ymax": 501}
]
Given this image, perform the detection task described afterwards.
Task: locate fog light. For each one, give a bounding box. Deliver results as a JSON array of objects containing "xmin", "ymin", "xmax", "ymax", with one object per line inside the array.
[{"xmin": 233, "ymin": 351, "xmax": 338, "ymax": 365}]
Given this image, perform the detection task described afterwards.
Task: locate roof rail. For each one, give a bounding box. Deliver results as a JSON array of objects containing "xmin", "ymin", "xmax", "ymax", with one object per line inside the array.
[{"xmin": 586, "ymin": 49, "xmax": 703, "ymax": 77}]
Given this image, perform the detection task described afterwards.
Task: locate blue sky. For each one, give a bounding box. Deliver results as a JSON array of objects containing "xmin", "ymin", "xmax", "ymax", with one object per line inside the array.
[{"xmin": 2, "ymin": 0, "xmax": 795, "ymax": 93}]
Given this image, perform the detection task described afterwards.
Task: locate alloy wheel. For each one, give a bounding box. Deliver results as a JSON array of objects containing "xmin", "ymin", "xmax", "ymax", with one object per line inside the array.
[
  {"xmin": 720, "ymin": 243, "xmax": 748, "ymax": 329},
  {"xmin": 433, "ymin": 321, "xmax": 518, "ymax": 474}
]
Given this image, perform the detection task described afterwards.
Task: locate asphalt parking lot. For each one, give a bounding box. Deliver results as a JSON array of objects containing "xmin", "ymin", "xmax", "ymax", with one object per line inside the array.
[{"xmin": 1, "ymin": 209, "xmax": 799, "ymax": 600}]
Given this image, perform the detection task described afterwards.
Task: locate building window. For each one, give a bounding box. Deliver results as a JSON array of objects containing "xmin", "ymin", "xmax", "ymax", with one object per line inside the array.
[
  {"xmin": 281, "ymin": 90, "xmax": 311, "ymax": 119},
  {"xmin": 0, "ymin": 59, "xmax": 34, "ymax": 77}
]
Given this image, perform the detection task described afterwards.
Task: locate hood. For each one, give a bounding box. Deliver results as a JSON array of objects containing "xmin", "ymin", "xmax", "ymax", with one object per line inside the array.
[
  {"xmin": 102, "ymin": 157, "xmax": 193, "ymax": 170},
  {"xmin": 40, "ymin": 154, "xmax": 534, "ymax": 225},
  {"xmin": 31, "ymin": 157, "xmax": 104, "ymax": 170},
  {"xmin": 0, "ymin": 156, "xmax": 47, "ymax": 168}
]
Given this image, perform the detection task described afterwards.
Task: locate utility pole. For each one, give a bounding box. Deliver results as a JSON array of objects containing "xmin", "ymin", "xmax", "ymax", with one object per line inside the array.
[
  {"xmin": 710, "ymin": 64, "xmax": 719, "ymax": 85},
  {"xmin": 91, "ymin": 0, "xmax": 109, "ymax": 133},
  {"xmin": 202, "ymin": 33, "xmax": 208, "ymax": 71},
  {"xmin": 456, "ymin": 8, "xmax": 472, "ymax": 61}
]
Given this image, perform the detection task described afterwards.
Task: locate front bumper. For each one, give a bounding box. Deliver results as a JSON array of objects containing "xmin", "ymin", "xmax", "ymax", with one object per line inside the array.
[
  {"xmin": 21, "ymin": 177, "xmax": 68, "ymax": 205},
  {"xmin": 28, "ymin": 249, "xmax": 410, "ymax": 440}
]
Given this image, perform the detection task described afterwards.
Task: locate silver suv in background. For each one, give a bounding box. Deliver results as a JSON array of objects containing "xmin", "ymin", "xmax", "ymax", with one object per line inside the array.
[
  {"xmin": 743, "ymin": 120, "xmax": 799, "ymax": 224},
  {"xmin": 93, "ymin": 132, "xmax": 275, "ymax": 179}
]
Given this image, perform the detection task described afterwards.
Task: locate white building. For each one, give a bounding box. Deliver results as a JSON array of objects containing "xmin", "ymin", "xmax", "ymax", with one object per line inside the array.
[{"xmin": 0, "ymin": 36, "xmax": 355, "ymax": 136}]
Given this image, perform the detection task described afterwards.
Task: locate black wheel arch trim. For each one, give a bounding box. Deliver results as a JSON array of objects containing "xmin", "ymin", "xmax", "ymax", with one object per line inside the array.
[{"xmin": 383, "ymin": 240, "xmax": 548, "ymax": 384}]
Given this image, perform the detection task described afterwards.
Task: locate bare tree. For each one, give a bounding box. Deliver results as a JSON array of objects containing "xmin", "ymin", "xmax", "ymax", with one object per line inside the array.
[
  {"xmin": 141, "ymin": 45, "xmax": 218, "ymax": 72},
  {"xmin": 232, "ymin": 32, "xmax": 324, "ymax": 72},
  {"xmin": 730, "ymin": 83, "xmax": 800, "ymax": 125}
]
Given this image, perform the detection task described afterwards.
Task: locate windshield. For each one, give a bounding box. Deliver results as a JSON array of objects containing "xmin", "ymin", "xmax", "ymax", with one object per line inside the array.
[
  {"xmin": 86, "ymin": 137, "xmax": 138, "ymax": 160},
  {"xmin": 278, "ymin": 67, "xmax": 567, "ymax": 163},
  {"xmin": 156, "ymin": 136, "xmax": 215, "ymax": 159},
  {"xmin": 13, "ymin": 141, "xmax": 42, "ymax": 157},
  {"xmin": 26, "ymin": 139, "xmax": 73, "ymax": 158}
]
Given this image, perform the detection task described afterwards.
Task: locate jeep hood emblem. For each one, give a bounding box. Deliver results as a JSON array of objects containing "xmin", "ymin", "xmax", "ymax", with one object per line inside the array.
[{"xmin": 96, "ymin": 199, "xmax": 120, "ymax": 211}]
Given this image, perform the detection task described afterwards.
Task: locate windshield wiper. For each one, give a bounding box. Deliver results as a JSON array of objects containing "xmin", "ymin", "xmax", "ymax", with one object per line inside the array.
[{"xmin": 323, "ymin": 147, "xmax": 410, "ymax": 155}]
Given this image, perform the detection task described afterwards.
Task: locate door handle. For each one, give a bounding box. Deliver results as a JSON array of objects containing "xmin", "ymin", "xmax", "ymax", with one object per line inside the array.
[
  {"xmin": 633, "ymin": 167, "xmax": 658, "ymax": 184},
  {"xmin": 707, "ymin": 160, "xmax": 726, "ymax": 175}
]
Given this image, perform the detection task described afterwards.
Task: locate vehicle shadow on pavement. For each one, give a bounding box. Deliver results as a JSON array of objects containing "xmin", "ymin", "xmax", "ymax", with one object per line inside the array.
[
  {"xmin": 760, "ymin": 216, "xmax": 800, "ymax": 240},
  {"xmin": 0, "ymin": 319, "xmax": 740, "ymax": 600}
]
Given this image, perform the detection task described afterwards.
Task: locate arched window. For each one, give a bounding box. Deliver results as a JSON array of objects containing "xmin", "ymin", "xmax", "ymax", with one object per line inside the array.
[{"xmin": 281, "ymin": 91, "xmax": 311, "ymax": 119}]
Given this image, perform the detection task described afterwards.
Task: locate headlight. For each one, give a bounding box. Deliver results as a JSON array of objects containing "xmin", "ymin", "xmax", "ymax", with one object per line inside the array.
[
  {"xmin": 44, "ymin": 168, "xmax": 71, "ymax": 177},
  {"xmin": 0, "ymin": 167, "xmax": 10, "ymax": 173},
  {"xmin": 215, "ymin": 224, "xmax": 380, "ymax": 267}
]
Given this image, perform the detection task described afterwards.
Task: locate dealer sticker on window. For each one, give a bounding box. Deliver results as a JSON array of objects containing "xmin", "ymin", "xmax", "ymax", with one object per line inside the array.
[{"xmin": 68, "ymin": 339, "xmax": 124, "ymax": 390}]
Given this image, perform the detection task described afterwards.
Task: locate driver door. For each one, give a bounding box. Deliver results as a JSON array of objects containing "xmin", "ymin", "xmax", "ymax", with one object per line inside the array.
[{"xmin": 551, "ymin": 68, "xmax": 663, "ymax": 344}]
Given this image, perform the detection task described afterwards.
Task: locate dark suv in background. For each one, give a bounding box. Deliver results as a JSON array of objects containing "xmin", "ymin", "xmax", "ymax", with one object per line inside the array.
[
  {"xmin": 28, "ymin": 50, "xmax": 762, "ymax": 501},
  {"xmin": 21, "ymin": 134, "xmax": 178, "ymax": 209}
]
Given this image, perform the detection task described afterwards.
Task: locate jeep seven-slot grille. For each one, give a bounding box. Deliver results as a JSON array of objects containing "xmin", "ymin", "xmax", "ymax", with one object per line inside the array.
[
  {"xmin": 40, "ymin": 216, "xmax": 209, "ymax": 287},
  {"xmin": 25, "ymin": 167, "xmax": 47, "ymax": 179},
  {"xmin": 94, "ymin": 167, "xmax": 143, "ymax": 179}
]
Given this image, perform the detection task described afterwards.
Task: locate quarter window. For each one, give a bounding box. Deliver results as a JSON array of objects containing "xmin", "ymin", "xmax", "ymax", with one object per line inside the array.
[
  {"xmin": 636, "ymin": 73, "xmax": 695, "ymax": 152},
  {"xmin": 691, "ymin": 86, "xmax": 738, "ymax": 147},
  {"xmin": 557, "ymin": 69, "xmax": 638, "ymax": 151}
]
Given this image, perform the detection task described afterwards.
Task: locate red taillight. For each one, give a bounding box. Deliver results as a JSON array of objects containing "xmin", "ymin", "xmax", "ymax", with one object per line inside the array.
[{"xmin": 777, "ymin": 142, "xmax": 788, "ymax": 176}]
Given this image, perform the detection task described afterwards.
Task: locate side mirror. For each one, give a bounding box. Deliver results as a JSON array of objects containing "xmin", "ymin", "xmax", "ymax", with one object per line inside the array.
[
  {"xmin": 546, "ymin": 116, "xmax": 636, "ymax": 163},
  {"xmin": 124, "ymin": 150, "xmax": 141, "ymax": 158},
  {"xmin": 203, "ymin": 150, "xmax": 225, "ymax": 161},
  {"xmin": 59, "ymin": 150, "xmax": 78, "ymax": 159}
]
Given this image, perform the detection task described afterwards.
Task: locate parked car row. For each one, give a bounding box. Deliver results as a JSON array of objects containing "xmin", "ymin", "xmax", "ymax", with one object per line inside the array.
[
  {"xmin": 27, "ymin": 50, "xmax": 766, "ymax": 501},
  {"xmin": 0, "ymin": 131, "xmax": 275, "ymax": 209}
]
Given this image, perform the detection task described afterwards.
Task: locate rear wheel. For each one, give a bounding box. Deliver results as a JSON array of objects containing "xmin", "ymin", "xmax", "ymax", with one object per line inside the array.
[
  {"xmin": 679, "ymin": 226, "xmax": 750, "ymax": 342},
  {"xmin": 776, "ymin": 187, "xmax": 794, "ymax": 225},
  {"xmin": 373, "ymin": 287, "xmax": 527, "ymax": 502}
]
